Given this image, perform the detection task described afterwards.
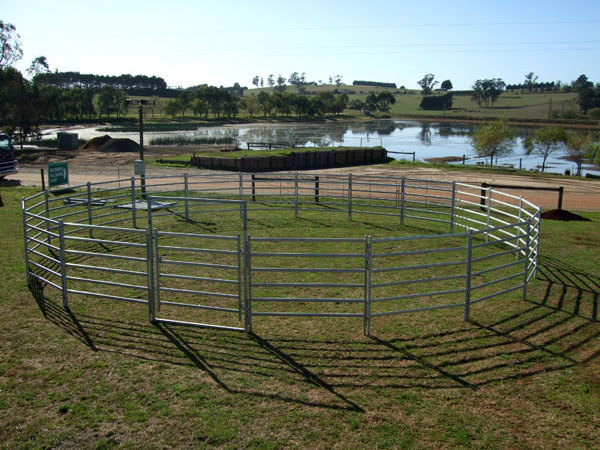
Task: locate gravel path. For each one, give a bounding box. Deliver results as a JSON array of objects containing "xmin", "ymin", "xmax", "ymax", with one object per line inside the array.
[{"xmin": 4, "ymin": 148, "xmax": 600, "ymax": 212}]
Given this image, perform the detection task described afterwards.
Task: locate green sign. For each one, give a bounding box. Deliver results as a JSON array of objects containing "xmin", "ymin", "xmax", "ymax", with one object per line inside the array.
[{"xmin": 48, "ymin": 162, "xmax": 69, "ymax": 187}]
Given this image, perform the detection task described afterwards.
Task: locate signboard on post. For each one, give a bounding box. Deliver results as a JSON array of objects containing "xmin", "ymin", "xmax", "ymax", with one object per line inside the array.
[{"xmin": 48, "ymin": 162, "xmax": 69, "ymax": 188}]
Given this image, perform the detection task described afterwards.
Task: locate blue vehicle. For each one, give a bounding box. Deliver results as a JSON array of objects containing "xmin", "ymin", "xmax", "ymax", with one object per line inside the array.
[{"xmin": 0, "ymin": 134, "xmax": 18, "ymax": 178}]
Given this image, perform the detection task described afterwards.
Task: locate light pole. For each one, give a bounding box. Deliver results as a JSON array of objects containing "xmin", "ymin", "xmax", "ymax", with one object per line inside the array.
[{"xmin": 126, "ymin": 99, "xmax": 155, "ymax": 195}]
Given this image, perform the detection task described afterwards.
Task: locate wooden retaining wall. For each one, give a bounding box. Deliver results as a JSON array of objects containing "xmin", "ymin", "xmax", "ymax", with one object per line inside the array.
[{"xmin": 190, "ymin": 148, "xmax": 388, "ymax": 172}]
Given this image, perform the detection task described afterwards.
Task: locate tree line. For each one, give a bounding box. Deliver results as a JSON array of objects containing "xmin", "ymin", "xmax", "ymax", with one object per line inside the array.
[
  {"xmin": 352, "ymin": 81, "xmax": 397, "ymax": 89},
  {"xmin": 165, "ymin": 89, "xmax": 350, "ymax": 119},
  {"xmin": 32, "ymin": 71, "xmax": 178, "ymax": 97}
]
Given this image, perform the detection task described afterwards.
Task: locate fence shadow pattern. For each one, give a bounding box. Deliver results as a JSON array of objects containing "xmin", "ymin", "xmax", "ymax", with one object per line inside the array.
[{"xmin": 22, "ymin": 172, "xmax": 541, "ymax": 335}]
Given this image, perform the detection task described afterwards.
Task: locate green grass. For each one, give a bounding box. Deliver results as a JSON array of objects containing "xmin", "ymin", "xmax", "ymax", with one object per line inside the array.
[
  {"xmin": 2, "ymin": 185, "xmax": 600, "ymax": 448},
  {"xmin": 110, "ymin": 88, "xmax": 594, "ymax": 125}
]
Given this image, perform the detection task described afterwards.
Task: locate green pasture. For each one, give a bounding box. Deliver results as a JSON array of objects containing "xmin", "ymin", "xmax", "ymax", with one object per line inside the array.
[
  {"xmin": 119, "ymin": 89, "xmax": 584, "ymax": 123},
  {"xmin": 1, "ymin": 185, "xmax": 599, "ymax": 448}
]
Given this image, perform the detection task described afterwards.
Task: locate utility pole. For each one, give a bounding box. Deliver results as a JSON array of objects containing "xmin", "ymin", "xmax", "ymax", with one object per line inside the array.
[{"xmin": 126, "ymin": 99, "xmax": 155, "ymax": 195}]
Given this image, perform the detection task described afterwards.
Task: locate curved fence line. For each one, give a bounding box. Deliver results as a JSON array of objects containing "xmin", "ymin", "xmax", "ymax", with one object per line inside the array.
[{"xmin": 22, "ymin": 172, "xmax": 540, "ymax": 335}]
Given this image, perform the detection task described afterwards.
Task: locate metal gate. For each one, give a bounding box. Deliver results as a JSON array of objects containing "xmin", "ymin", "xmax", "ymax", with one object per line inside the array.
[{"xmin": 152, "ymin": 229, "xmax": 246, "ymax": 331}]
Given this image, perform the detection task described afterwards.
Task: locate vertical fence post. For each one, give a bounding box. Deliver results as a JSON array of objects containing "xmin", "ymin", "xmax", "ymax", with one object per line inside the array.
[
  {"xmin": 251, "ymin": 174, "xmax": 256, "ymax": 202},
  {"xmin": 184, "ymin": 173, "xmax": 189, "ymax": 221},
  {"xmin": 516, "ymin": 196, "xmax": 523, "ymax": 260},
  {"xmin": 400, "ymin": 176, "xmax": 406, "ymax": 225},
  {"xmin": 485, "ymin": 188, "xmax": 492, "ymax": 243},
  {"xmin": 348, "ymin": 174, "xmax": 353, "ymax": 221},
  {"xmin": 58, "ymin": 219, "xmax": 68, "ymax": 309},
  {"xmin": 131, "ymin": 177, "xmax": 137, "ymax": 228},
  {"xmin": 87, "ymin": 182, "xmax": 93, "ymax": 238},
  {"xmin": 558, "ymin": 186, "xmax": 564, "ymax": 211},
  {"xmin": 239, "ymin": 172, "xmax": 244, "ymax": 218},
  {"xmin": 480, "ymin": 182, "xmax": 487, "ymax": 211},
  {"xmin": 364, "ymin": 235, "xmax": 372, "ymax": 336},
  {"xmin": 146, "ymin": 197, "xmax": 156, "ymax": 322},
  {"xmin": 44, "ymin": 189, "xmax": 52, "ymax": 246},
  {"xmin": 22, "ymin": 199, "xmax": 31, "ymax": 286},
  {"xmin": 450, "ymin": 181, "xmax": 456, "ymax": 233},
  {"xmin": 314, "ymin": 176, "xmax": 319, "ymax": 203},
  {"xmin": 241, "ymin": 201, "xmax": 248, "ymax": 245},
  {"xmin": 244, "ymin": 235, "xmax": 253, "ymax": 333},
  {"xmin": 464, "ymin": 230, "xmax": 473, "ymax": 321},
  {"xmin": 523, "ymin": 218, "xmax": 531, "ymax": 300},
  {"xmin": 154, "ymin": 228, "xmax": 161, "ymax": 313},
  {"xmin": 237, "ymin": 234, "xmax": 243, "ymax": 322},
  {"xmin": 534, "ymin": 209, "xmax": 541, "ymax": 279},
  {"xmin": 294, "ymin": 172, "xmax": 299, "ymax": 218}
]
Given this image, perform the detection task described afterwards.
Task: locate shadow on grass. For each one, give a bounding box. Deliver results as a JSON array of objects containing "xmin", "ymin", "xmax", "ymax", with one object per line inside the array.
[{"xmin": 28, "ymin": 254, "xmax": 600, "ymax": 411}]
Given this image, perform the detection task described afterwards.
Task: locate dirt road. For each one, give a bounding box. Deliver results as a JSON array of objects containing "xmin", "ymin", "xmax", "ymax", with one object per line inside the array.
[{"xmin": 4, "ymin": 147, "xmax": 600, "ymax": 212}]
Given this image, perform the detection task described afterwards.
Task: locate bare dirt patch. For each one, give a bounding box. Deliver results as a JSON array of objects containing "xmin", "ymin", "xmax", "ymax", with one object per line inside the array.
[{"xmin": 6, "ymin": 145, "xmax": 600, "ymax": 212}]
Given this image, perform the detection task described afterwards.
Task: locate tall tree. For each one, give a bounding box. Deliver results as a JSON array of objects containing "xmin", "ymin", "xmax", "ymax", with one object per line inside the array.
[
  {"xmin": 417, "ymin": 74, "xmax": 438, "ymax": 96},
  {"xmin": 267, "ymin": 74, "xmax": 275, "ymax": 87},
  {"xmin": 564, "ymin": 131, "xmax": 594, "ymax": 176},
  {"xmin": 375, "ymin": 92, "xmax": 396, "ymax": 112},
  {"xmin": 524, "ymin": 72, "xmax": 538, "ymax": 93},
  {"xmin": 0, "ymin": 21, "xmax": 22, "ymax": 69},
  {"xmin": 257, "ymin": 91, "xmax": 271, "ymax": 117},
  {"xmin": 440, "ymin": 79, "xmax": 453, "ymax": 91},
  {"xmin": 275, "ymin": 75, "xmax": 286, "ymax": 92},
  {"xmin": 252, "ymin": 75, "xmax": 260, "ymax": 88},
  {"xmin": 470, "ymin": 119, "xmax": 516, "ymax": 166},
  {"xmin": 243, "ymin": 95, "xmax": 258, "ymax": 117},
  {"xmin": 524, "ymin": 125, "xmax": 568, "ymax": 172},
  {"xmin": 27, "ymin": 56, "xmax": 50, "ymax": 78}
]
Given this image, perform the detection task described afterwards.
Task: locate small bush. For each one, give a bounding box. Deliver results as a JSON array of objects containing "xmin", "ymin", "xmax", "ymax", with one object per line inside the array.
[{"xmin": 588, "ymin": 108, "xmax": 600, "ymax": 120}]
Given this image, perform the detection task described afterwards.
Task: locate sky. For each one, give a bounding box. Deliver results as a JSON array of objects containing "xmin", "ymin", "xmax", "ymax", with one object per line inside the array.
[{"xmin": 3, "ymin": 0, "xmax": 600, "ymax": 90}]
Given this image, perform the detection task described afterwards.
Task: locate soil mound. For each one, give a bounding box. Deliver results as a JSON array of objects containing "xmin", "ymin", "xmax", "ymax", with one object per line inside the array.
[
  {"xmin": 81, "ymin": 135, "xmax": 112, "ymax": 150},
  {"xmin": 98, "ymin": 138, "xmax": 140, "ymax": 153},
  {"xmin": 541, "ymin": 209, "xmax": 591, "ymax": 221}
]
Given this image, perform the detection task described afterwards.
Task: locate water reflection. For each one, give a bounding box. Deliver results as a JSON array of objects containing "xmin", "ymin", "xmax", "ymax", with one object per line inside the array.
[
  {"xmin": 419, "ymin": 124, "xmax": 432, "ymax": 146},
  {"xmin": 71, "ymin": 119, "xmax": 599, "ymax": 176}
]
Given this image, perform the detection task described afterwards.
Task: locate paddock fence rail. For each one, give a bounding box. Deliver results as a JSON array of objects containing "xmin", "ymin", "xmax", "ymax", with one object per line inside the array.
[{"xmin": 23, "ymin": 172, "xmax": 541, "ymax": 334}]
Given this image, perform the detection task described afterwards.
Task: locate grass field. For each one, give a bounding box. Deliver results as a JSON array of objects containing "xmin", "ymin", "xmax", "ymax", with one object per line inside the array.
[{"xmin": 1, "ymin": 185, "xmax": 599, "ymax": 448}]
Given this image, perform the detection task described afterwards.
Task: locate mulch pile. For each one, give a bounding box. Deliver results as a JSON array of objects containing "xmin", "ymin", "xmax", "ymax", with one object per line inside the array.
[
  {"xmin": 541, "ymin": 209, "xmax": 591, "ymax": 221},
  {"xmin": 81, "ymin": 135, "xmax": 112, "ymax": 150},
  {"xmin": 81, "ymin": 135, "xmax": 140, "ymax": 153},
  {"xmin": 98, "ymin": 138, "xmax": 140, "ymax": 153}
]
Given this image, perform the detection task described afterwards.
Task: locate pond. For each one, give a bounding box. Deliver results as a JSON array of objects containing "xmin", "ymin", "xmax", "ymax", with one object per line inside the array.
[{"xmin": 56, "ymin": 120, "xmax": 600, "ymax": 176}]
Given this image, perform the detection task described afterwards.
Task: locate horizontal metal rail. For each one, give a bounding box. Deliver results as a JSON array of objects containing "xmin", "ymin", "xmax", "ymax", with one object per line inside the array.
[{"xmin": 22, "ymin": 172, "xmax": 541, "ymax": 333}]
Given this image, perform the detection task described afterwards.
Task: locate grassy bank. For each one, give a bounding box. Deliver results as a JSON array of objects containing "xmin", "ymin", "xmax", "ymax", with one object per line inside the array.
[{"xmin": 1, "ymin": 185, "xmax": 599, "ymax": 448}]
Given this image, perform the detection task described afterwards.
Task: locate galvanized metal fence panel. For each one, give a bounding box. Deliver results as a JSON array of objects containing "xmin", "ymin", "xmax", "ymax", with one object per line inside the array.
[{"xmin": 22, "ymin": 172, "xmax": 541, "ymax": 336}]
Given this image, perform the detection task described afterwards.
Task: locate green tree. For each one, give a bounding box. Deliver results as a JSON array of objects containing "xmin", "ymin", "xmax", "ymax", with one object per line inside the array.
[
  {"xmin": 524, "ymin": 72, "xmax": 538, "ymax": 93},
  {"xmin": 365, "ymin": 93, "xmax": 377, "ymax": 111},
  {"xmin": 375, "ymin": 92, "xmax": 396, "ymax": 112},
  {"xmin": 27, "ymin": 56, "xmax": 50, "ymax": 78},
  {"xmin": 440, "ymin": 79, "xmax": 453, "ymax": 91},
  {"xmin": 252, "ymin": 75, "xmax": 260, "ymax": 88},
  {"xmin": 0, "ymin": 21, "xmax": 23, "ymax": 69},
  {"xmin": 471, "ymin": 79, "xmax": 505, "ymax": 108},
  {"xmin": 243, "ymin": 95, "xmax": 258, "ymax": 117},
  {"xmin": 470, "ymin": 119, "xmax": 516, "ymax": 166},
  {"xmin": 275, "ymin": 75, "xmax": 286, "ymax": 92},
  {"xmin": 572, "ymin": 74, "xmax": 593, "ymax": 92},
  {"xmin": 191, "ymin": 98, "xmax": 208, "ymax": 117},
  {"xmin": 417, "ymin": 73, "xmax": 438, "ymax": 96},
  {"xmin": 564, "ymin": 131, "xmax": 594, "ymax": 176},
  {"xmin": 164, "ymin": 99, "xmax": 182, "ymax": 117},
  {"xmin": 524, "ymin": 125, "xmax": 567, "ymax": 172},
  {"xmin": 257, "ymin": 91, "xmax": 271, "ymax": 117}
]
